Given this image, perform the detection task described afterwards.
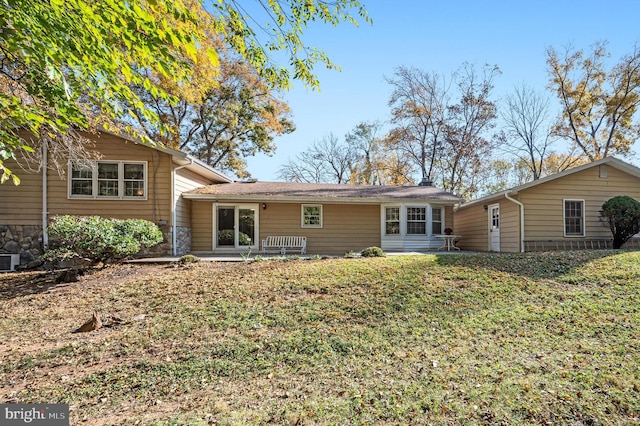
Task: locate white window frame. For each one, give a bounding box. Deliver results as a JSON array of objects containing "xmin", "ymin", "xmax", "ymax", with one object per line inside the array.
[
  {"xmin": 301, "ymin": 204, "xmax": 323, "ymax": 228},
  {"xmin": 431, "ymin": 206, "xmax": 444, "ymax": 235},
  {"xmin": 563, "ymin": 199, "xmax": 585, "ymax": 237},
  {"xmin": 406, "ymin": 206, "xmax": 427, "ymax": 235},
  {"xmin": 68, "ymin": 160, "xmax": 148, "ymax": 200},
  {"xmin": 384, "ymin": 206, "xmax": 401, "ymax": 236}
]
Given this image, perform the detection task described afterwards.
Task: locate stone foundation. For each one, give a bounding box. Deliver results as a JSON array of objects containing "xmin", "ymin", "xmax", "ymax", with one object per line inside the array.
[
  {"xmin": 0, "ymin": 225, "xmax": 44, "ymax": 269},
  {"xmin": 175, "ymin": 226, "xmax": 192, "ymax": 255}
]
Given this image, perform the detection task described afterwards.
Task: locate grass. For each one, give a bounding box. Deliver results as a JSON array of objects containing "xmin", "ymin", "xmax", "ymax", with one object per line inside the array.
[{"xmin": 1, "ymin": 251, "xmax": 639, "ymax": 425}]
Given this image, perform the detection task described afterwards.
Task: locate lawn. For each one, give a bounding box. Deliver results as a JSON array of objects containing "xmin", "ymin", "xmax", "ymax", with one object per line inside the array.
[{"xmin": 1, "ymin": 251, "xmax": 639, "ymax": 425}]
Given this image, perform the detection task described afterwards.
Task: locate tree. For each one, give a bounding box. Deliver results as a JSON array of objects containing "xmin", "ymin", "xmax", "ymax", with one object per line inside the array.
[
  {"xmin": 137, "ymin": 42, "xmax": 295, "ymax": 177},
  {"xmin": 500, "ymin": 84, "xmax": 556, "ymax": 180},
  {"xmin": 600, "ymin": 195, "xmax": 640, "ymax": 249},
  {"xmin": 277, "ymin": 133, "xmax": 355, "ymax": 183},
  {"xmin": 547, "ymin": 42, "xmax": 640, "ymax": 161},
  {"xmin": 278, "ymin": 122, "xmax": 415, "ymax": 185},
  {"xmin": 386, "ymin": 67, "xmax": 449, "ymax": 183},
  {"xmin": 0, "ymin": 0, "xmax": 370, "ymax": 183},
  {"xmin": 386, "ymin": 63, "xmax": 500, "ymax": 197},
  {"xmin": 439, "ymin": 63, "xmax": 500, "ymax": 198}
]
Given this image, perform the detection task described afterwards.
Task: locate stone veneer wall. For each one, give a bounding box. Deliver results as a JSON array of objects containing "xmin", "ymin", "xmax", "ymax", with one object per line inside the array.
[
  {"xmin": 175, "ymin": 226, "xmax": 191, "ymax": 255},
  {"xmin": 0, "ymin": 225, "xmax": 44, "ymax": 269}
]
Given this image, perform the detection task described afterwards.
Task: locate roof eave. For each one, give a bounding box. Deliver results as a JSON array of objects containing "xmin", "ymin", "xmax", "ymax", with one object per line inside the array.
[{"xmin": 182, "ymin": 193, "xmax": 461, "ymax": 204}]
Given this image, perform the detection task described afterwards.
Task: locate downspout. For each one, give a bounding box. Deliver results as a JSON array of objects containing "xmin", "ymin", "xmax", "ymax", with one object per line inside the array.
[
  {"xmin": 171, "ymin": 160, "xmax": 193, "ymax": 256},
  {"xmin": 42, "ymin": 141, "xmax": 49, "ymax": 251},
  {"xmin": 504, "ymin": 191, "xmax": 525, "ymax": 253}
]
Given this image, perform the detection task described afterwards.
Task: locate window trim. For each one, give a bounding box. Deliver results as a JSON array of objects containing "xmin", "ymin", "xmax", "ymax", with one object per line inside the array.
[
  {"xmin": 68, "ymin": 160, "xmax": 148, "ymax": 200},
  {"xmin": 431, "ymin": 206, "xmax": 444, "ymax": 235},
  {"xmin": 406, "ymin": 206, "xmax": 427, "ymax": 235},
  {"xmin": 384, "ymin": 206, "xmax": 401, "ymax": 236},
  {"xmin": 301, "ymin": 204, "xmax": 323, "ymax": 228},
  {"xmin": 563, "ymin": 199, "xmax": 585, "ymax": 237}
]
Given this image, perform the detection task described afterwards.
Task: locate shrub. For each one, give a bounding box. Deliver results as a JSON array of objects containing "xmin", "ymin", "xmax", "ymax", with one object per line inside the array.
[
  {"xmin": 600, "ymin": 195, "xmax": 640, "ymax": 249},
  {"xmin": 177, "ymin": 254, "xmax": 200, "ymax": 265},
  {"xmin": 46, "ymin": 215, "xmax": 163, "ymax": 264},
  {"xmin": 361, "ymin": 246, "xmax": 385, "ymax": 257}
]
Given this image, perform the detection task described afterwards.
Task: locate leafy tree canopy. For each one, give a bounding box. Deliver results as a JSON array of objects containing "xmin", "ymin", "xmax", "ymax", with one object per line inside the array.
[{"xmin": 0, "ymin": 0, "xmax": 370, "ymax": 183}]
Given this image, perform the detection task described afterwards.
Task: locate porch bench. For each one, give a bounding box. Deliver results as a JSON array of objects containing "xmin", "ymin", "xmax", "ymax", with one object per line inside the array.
[{"xmin": 261, "ymin": 236, "xmax": 307, "ymax": 255}]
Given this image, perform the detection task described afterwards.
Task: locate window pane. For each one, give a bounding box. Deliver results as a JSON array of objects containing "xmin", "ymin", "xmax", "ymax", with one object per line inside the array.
[
  {"xmin": 407, "ymin": 207, "xmax": 426, "ymax": 235},
  {"xmin": 124, "ymin": 163, "xmax": 144, "ymax": 179},
  {"xmin": 386, "ymin": 207, "xmax": 400, "ymax": 221},
  {"xmin": 98, "ymin": 163, "xmax": 118, "ymax": 179},
  {"xmin": 564, "ymin": 201, "xmax": 583, "ymax": 235},
  {"xmin": 72, "ymin": 163, "xmax": 92, "ymax": 179},
  {"xmin": 125, "ymin": 181, "xmax": 145, "ymax": 197},
  {"xmin": 303, "ymin": 205, "xmax": 322, "ymax": 226},
  {"xmin": 432, "ymin": 208, "xmax": 443, "ymax": 234},
  {"xmin": 71, "ymin": 180, "xmax": 92, "ymax": 195},
  {"xmin": 407, "ymin": 222, "xmax": 426, "ymax": 235},
  {"xmin": 99, "ymin": 180, "xmax": 119, "ymax": 196}
]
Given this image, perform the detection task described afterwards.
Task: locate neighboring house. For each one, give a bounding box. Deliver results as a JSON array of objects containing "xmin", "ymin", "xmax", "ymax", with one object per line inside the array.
[
  {"xmin": 454, "ymin": 157, "xmax": 640, "ymax": 253},
  {"xmin": 183, "ymin": 181, "xmax": 462, "ymax": 255},
  {"xmin": 0, "ymin": 131, "xmax": 231, "ymax": 270}
]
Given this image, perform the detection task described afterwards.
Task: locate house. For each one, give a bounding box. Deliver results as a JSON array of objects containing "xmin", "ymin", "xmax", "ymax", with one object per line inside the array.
[
  {"xmin": 1, "ymin": 130, "xmax": 462, "ymax": 268},
  {"xmin": 183, "ymin": 181, "xmax": 461, "ymax": 255},
  {"xmin": 0, "ymin": 131, "xmax": 231, "ymax": 270},
  {"xmin": 454, "ymin": 157, "xmax": 640, "ymax": 252}
]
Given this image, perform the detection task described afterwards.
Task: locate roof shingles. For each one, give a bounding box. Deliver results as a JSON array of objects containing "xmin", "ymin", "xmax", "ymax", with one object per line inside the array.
[{"xmin": 184, "ymin": 181, "xmax": 461, "ymax": 202}]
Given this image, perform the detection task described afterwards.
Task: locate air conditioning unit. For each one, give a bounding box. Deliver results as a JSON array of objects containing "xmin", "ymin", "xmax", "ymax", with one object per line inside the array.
[{"xmin": 0, "ymin": 254, "xmax": 20, "ymax": 272}]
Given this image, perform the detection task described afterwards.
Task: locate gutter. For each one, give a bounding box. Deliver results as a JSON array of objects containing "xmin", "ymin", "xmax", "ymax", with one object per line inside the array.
[
  {"xmin": 171, "ymin": 159, "xmax": 193, "ymax": 256},
  {"xmin": 504, "ymin": 191, "xmax": 525, "ymax": 253},
  {"xmin": 42, "ymin": 141, "xmax": 49, "ymax": 251}
]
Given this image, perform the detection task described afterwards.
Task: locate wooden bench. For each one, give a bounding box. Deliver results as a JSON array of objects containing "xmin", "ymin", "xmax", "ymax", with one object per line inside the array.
[{"xmin": 261, "ymin": 236, "xmax": 307, "ymax": 255}]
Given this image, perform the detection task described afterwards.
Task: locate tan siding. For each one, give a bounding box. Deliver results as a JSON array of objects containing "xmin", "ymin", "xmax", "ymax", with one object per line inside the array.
[
  {"xmin": 175, "ymin": 168, "xmax": 212, "ymax": 228},
  {"xmin": 454, "ymin": 204, "xmax": 489, "ymax": 251},
  {"xmin": 191, "ymin": 201, "xmax": 381, "ymax": 255},
  {"xmin": 46, "ymin": 135, "xmax": 172, "ymax": 224},
  {"xmin": 191, "ymin": 201, "xmax": 213, "ymax": 251},
  {"xmin": 261, "ymin": 203, "xmax": 380, "ymax": 255},
  {"xmin": 500, "ymin": 200, "xmax": 520, "ymax": 253},
  {"xmin": 518, "ymin": 166, "xmax": 640, "ymax": 241},
  {"xmin": 0, "ymin": 159, "xmax": 43, "ymax": 225}
]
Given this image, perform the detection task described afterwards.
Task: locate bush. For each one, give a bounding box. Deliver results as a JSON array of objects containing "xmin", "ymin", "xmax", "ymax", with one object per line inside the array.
[
  {"xmin": 361, "ymin": 246, "xmax": 385, "ymax": 257},
  {"xmin": 600, "ymin": 195, "xmax": 640, "ymax": 249},
  {"xmin": 45, "ymin": 215, "xmax": 164, "ymax": 264}
]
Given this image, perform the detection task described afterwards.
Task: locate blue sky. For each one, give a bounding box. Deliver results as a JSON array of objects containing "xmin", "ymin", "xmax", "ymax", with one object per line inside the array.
[{"xmin": 244, "ymin": 0, "xmax": 640, "ymax": 181}]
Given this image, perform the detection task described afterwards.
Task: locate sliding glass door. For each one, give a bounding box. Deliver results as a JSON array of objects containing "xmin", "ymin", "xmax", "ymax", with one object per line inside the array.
[{"xmin": 215, "ymin": 204, "xmax": 258, "ymax": 250}]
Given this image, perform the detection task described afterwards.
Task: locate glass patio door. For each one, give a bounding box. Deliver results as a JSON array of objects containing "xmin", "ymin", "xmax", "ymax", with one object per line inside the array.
[
  {"xmin": 217, "ymin": 207, "xmax": 235, "ymax": 247},
  {"xmin": 238, "ymin": 208, "xmax": 255, "ymax": 247},
  {"xmin": 215, "ymin": 205, "xmax": 258, "ymax": 250}
]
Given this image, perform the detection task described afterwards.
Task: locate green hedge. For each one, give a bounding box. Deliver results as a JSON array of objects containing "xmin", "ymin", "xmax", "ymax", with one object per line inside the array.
[{"xmin": 45, "ymin": 215, "xmax": 163, "ymax": 264}]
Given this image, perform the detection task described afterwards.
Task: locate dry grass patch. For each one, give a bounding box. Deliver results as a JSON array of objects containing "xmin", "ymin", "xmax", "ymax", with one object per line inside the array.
[{"xmin": 1, "ymin": 252, "xmax": 639, "ymax": 425}]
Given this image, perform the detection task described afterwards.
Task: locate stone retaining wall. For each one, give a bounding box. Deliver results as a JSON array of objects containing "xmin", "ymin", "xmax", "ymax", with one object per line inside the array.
[{"xmin": 0, "ymin": 225, "xmax": 44, "ymax": 269}]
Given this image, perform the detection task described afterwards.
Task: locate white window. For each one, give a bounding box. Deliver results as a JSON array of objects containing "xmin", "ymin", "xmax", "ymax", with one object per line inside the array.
[
  {"xmin": 564, "ymin": 199, "xmax": 584, "ymax": 237},
  {"xmin": 432, "ymin": 207, "xmax": 443, "ymax": 235},
  {"xmin": 385, "ymin": 207, "xmax": 400, "ymax": 235},
  {"xmin": 69, "ymin": 161, "xmax": 147, "ymax": 199},
  {"xmin": 302, "ymin": 205, "xmax": 322, "ymax": 228},
  {"xmin": 406, "ymin": 207, "xmax": 427, "ymax": 235}
]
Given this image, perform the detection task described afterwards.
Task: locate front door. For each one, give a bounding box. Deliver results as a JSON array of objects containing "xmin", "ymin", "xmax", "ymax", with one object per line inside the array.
[
  {"xmin": 215, "ymin": 204, "xmax": 258, "ymax": 250},
  {"xmin": 489, "ymin": 204, "xmax": 500, "ymax": 251}
]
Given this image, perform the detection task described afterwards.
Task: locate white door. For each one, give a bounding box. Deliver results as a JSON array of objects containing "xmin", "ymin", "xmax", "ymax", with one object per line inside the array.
[{"xmin": 489, "ymin": 204, "xmax": 500, "ymax": 252}]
